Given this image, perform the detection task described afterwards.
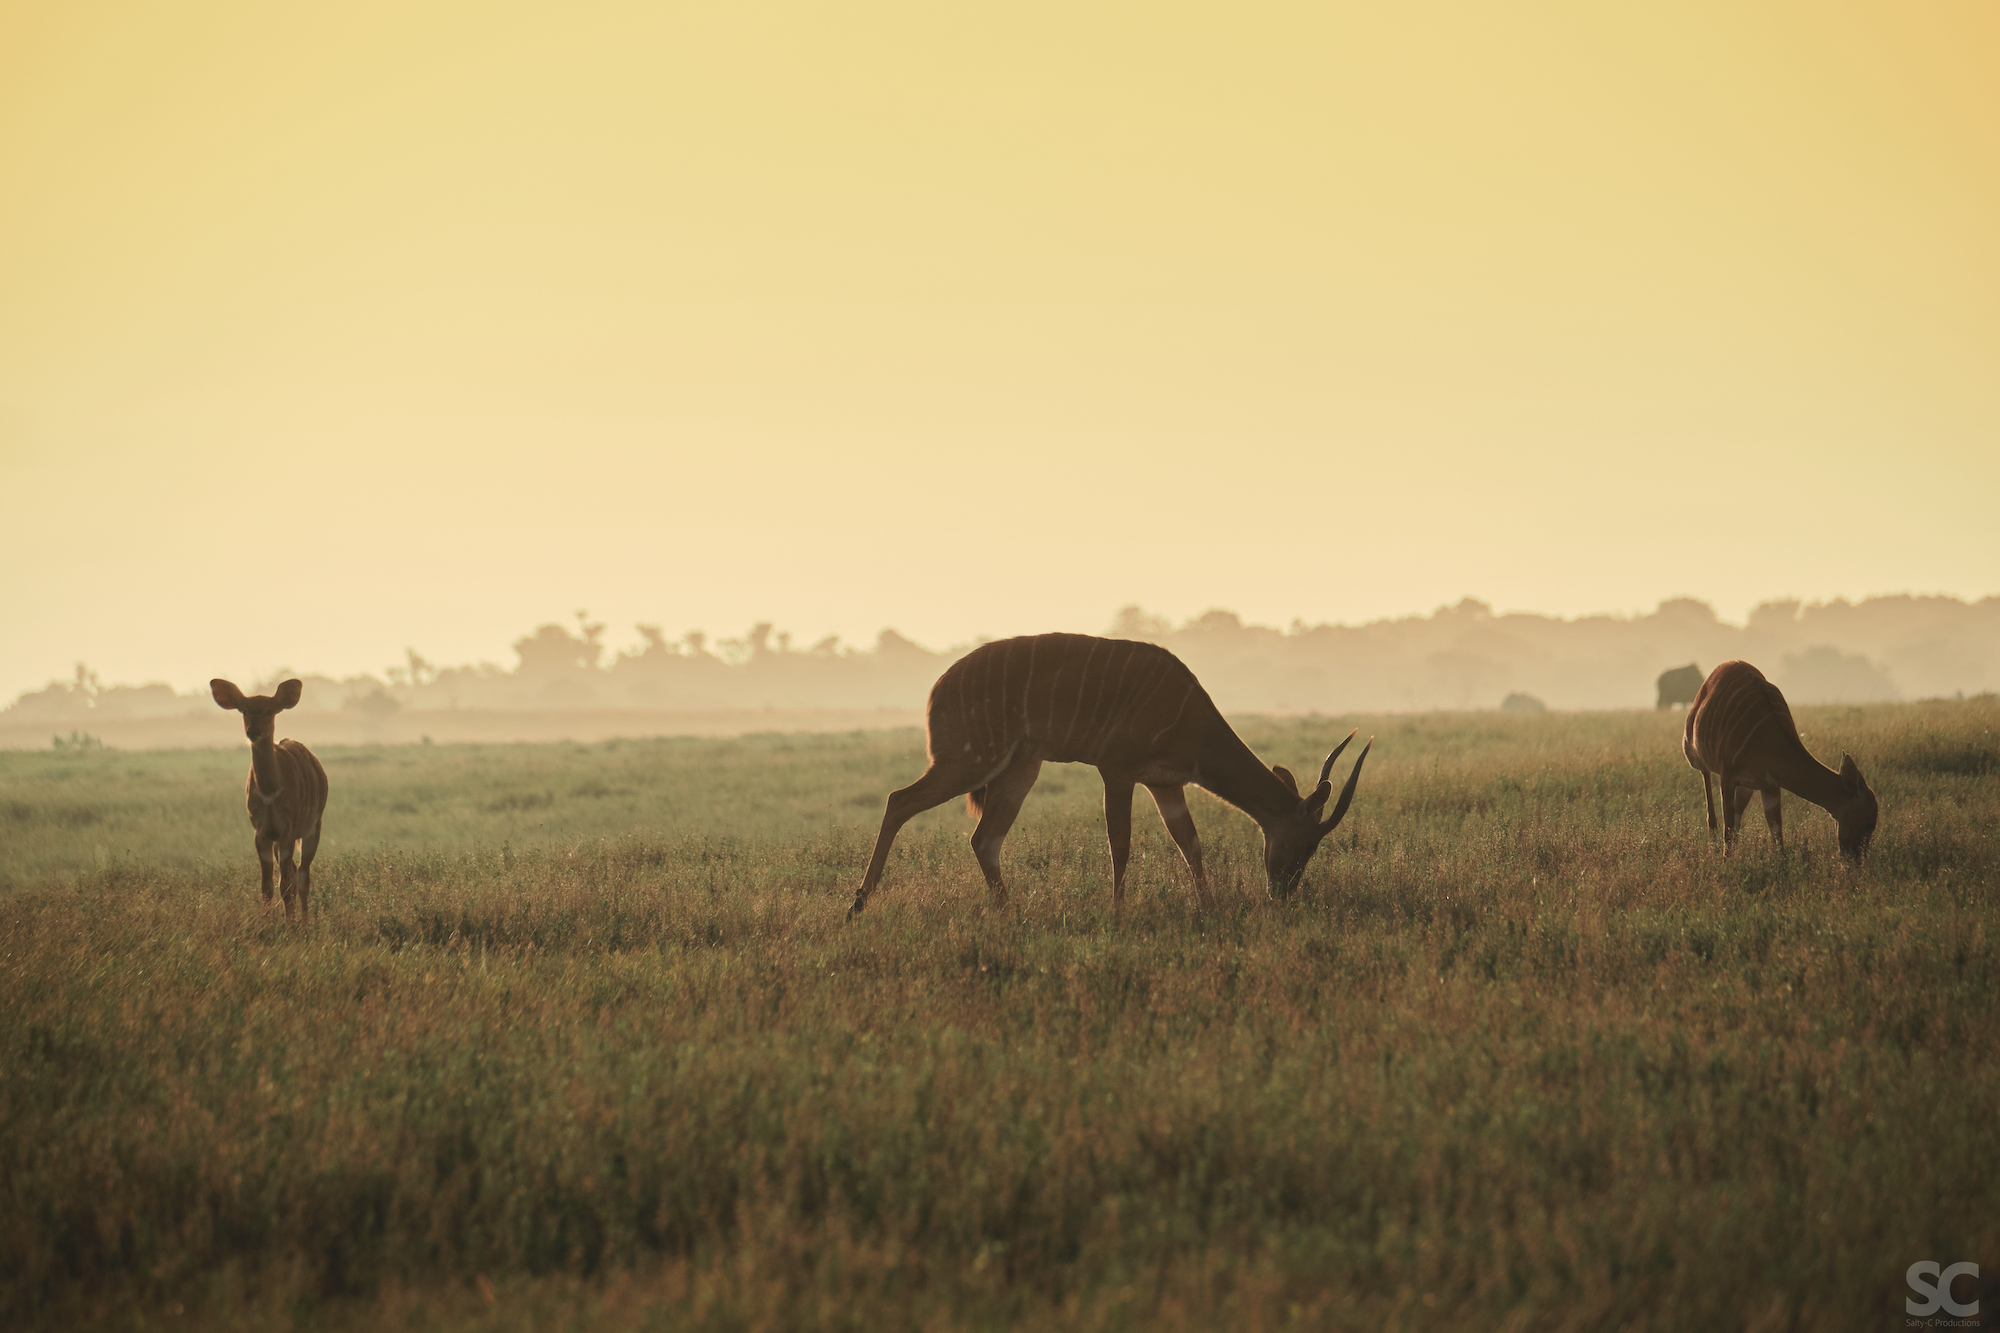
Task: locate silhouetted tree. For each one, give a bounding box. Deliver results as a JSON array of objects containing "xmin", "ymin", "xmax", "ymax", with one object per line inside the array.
[
  {"xmin": 343, "ymin": 687, "xmax": 401, "ymax": 720},
  {"xmin": 873, "ymin": 629, "xmax": 932, "ymax": 660},
  {"xmin": 1779, "ymin": 647, "xmax": 1899, "ymax": 703},
  {"xmin": 514, "ymin": 622, "xmax": 599, "ymax": 676},
  {"xmin": 574, "ymin": 611, "xmax": 606, "ymax": 668},
  {"xmin": 1108, "ymin": 605, "xmax": 1171, "ymax": 639}
]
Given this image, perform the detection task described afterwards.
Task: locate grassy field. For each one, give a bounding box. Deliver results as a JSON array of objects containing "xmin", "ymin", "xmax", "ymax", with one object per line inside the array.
[{"xmin": 2, "ymin": 702, "xmax": 1997, "ymax": 1331}]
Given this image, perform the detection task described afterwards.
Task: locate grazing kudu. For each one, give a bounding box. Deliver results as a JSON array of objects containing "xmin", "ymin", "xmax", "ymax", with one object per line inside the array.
[
  {"xmin": 848, "ymin": 633, "xmax": 1372, "ymax": 916},
  {"xmin": 1656, "ymin": 663, "xmax": 1703, "ymax": 710},
  {"xmin": 1682, "ymin": 660, "xmax": 1877, "ymax": 859},
  {"xmin": 212, "ymin": 678, "xmax": 329, "ymax": 920}
]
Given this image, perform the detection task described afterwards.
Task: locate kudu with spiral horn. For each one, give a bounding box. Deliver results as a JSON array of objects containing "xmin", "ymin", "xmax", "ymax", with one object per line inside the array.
[{"xmin": 848, "ymin": 633, "xmax": 1373, "ymax": 915}]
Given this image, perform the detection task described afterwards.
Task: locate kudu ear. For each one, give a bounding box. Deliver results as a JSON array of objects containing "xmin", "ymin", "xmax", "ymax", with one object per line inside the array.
[
  {"xmin": 1839, "ymin": 753, "xmax": 1865, "ymax": 788},
  {"xmin": 1316, "ymin": 736, "xmax": 1374, "ymax": 836},
  {"xmin": 211, "ymin": 679, "xmax": 246, "ymax": 711},
  {"xmin": 1272, "ymin": 765, "xmax": 1300, "ymax": 798},
  {"xmin": 272, "ymin": 678, "xmax": 304, "ymax": 710}
]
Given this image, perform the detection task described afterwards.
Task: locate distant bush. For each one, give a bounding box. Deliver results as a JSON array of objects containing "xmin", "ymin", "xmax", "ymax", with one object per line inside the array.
[
  {"xmin": 7, "ymin": 592, "xmax": 1997, "ymax": 723},
  {"xmin": 343, "ymin": 689, "xmax": 401, "ymax": 721},
  {"xmin": 1778, "ymin": 645, "xmax": 1900, "ymax": 704}
]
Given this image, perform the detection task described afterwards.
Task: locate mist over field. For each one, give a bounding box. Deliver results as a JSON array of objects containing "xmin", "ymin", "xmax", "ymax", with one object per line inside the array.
[{"xmin": 6, "ymin": 592, "xmax": 1995, "ymax": 751}]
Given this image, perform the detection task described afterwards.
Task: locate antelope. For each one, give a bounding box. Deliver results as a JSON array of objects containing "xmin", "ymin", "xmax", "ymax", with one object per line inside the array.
[
  {"xmin": 1682, "ymin": 660, "xmax": 1877, "ymax": 859},
  {"xmin": 211, "ymin": 678, "xmax": 329, "ymax": 920},
  {"xmin": 1656, "ymin": 662, "xmax": 1703, "ymax": 710},
  {"xmin": 847, "ymin": 633, "xmax": 1372, "ymax": 917}
]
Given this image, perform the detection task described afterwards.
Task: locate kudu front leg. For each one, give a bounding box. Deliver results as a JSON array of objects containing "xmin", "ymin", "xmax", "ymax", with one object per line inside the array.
[
  {"xmin": 1730, "ymin": 785, "xmax": 1756, "ymax": 850},
  {"xmin": 1102, "ymin": 777, "xmax": 1135, "ymax": 909},
  {"xmin": 255, "ymin": 832, "xmax": 278, "ymax": 906},
  {"xmin": 1760, "ymin": 788, "xmax": 1784, "ymax": 850},
  {"xmin": 1146, "ymin": 784, "xmax": 1211, "ymax": 908}
]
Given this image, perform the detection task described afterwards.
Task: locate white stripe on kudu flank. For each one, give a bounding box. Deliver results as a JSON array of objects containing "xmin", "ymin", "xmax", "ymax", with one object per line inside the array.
[
  {"xmin": 999, "ymin": 642, "xmax": 1013, "ymax": 742},
  {"xmin": 1153, "ymin": 679, "xmax": 1193, "ymax": 748},
  {"xmin": 1084, "ymin": 641, "xmax": 1138, "ymax": 754},
  {"xmin": 1065, "ymin": 639, "xmax": 1098, "ymax": 749},
  {"xmin": 1045, "ymin": 647, "xmax": 1065, "ymax": 740},
  {"xmin": 1021, "ymin": 637, "xmax": 1037, "ymax": 729},
  {"xmin": 982, "ymin": 650, "xmax": 998, "ymax": 751}
]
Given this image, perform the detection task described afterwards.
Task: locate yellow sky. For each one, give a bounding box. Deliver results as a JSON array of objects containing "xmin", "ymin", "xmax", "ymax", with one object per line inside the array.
[{"xmin": 2, "ymin": 0, "xmax": 1996, "ymax": 699}]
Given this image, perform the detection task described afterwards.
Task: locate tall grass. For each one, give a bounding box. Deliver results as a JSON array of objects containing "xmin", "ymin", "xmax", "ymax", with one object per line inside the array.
[{"xmin": 2, "ymin": 701, "xmax": 1996, "ymax": 1330}]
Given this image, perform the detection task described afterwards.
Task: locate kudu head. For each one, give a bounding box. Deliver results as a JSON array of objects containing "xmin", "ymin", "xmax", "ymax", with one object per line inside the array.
[
  {"xmin": 211, "ymin": 678, "xmax": 304, "ymax": 744},
  {"xmin": 1265, "ymin": 729, "xmax": 1373, "ymax": 898},
  {"xmin": 1834, "ymin": 753, "xmax": 1879, "ymax": 860}
]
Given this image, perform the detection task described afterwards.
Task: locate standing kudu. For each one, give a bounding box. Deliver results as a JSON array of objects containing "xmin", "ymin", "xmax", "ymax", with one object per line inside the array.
[
  {"xmin": 849, "ymin": 633, "xmax": 1371, "ymax": 916},
  {"xmin": 212, "ymin": 678, "xmax": 329, "ymax": 920},
  {"xmin": 1683, "ymin": 660, "xmax": 1878, "ymax": 859}
]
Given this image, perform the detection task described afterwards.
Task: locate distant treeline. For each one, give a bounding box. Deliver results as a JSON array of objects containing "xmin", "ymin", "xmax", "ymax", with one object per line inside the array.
[{"xmin": 9, "ymin": 595, "xmax": 1998, "ymax": 724}]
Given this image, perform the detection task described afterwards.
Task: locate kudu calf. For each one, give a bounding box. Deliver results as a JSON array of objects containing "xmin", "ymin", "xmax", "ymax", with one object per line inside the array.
[
  {"xmin": 1683, "ymin": 660, "xmax": 1878, "ymax": 859},
  {"xmin": 849, "ymin": 633, "xmax": 1371, "ymax": 916},
  {"xmin": 212, "ymin": 678, "xmax": 329, "ymax": 920}
]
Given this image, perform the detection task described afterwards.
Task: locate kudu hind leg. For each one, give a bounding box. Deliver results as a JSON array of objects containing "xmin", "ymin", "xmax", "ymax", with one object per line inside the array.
[
  {"xmin": 298, "ymin": 822, "xmax": 322, "ymax": 922},
  {"xmin": 1730, "ymin": 785, "xmax": 1756, "ymax": 839},
  {"xmin": 1721, "ymin": 774, "xmax": 1760, "ymax": 854},
  {"xmin": 850, "ymin": 766, "xmax": 978, "ymax": 918}
]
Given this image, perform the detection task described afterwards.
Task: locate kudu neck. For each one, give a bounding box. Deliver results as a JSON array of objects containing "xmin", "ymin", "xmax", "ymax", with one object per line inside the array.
[
  {"xmin": 248, "ymin": 731, "xmax": 284, "ymax": 795},
  {"xmin": 1771, "ymin": 743, "xmax": 1853, "ymax": 815},
  {"xmin": 1191, "ymin": 717, "xmax": 1300, "ymax": 828}
]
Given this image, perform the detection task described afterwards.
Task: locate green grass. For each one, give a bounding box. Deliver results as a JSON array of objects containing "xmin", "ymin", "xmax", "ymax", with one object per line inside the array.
[
  {"xmin": 2, "ymin": 702, "xmax": 1997, "ymax": 1331},
  {"xmin": 0, "ymin": 730, "xmax": 932, "ymax": 888}
]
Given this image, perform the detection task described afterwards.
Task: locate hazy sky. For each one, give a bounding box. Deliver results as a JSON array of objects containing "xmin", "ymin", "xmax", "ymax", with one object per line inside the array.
[{"xmin": 3, "ymin": 0, "xmax": 1995, "ymax": 700}]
